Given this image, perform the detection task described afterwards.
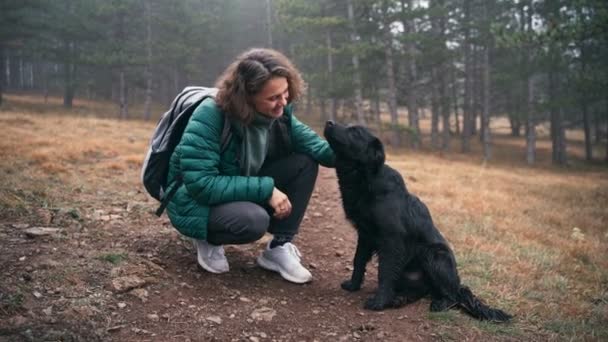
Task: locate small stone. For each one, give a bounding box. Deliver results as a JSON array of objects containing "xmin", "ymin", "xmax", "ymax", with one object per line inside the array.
[
  {"xmin": 111, "ymin": 276, "xmax": 146, "ymax": 293},
  {"xmin": 129, "ymin": 288, "xmax": 149, "ymax": 302},
  {"xmin": 42, "ymin": 307, "xmax": 53, "ymax": 316},
  {"xmin": 147, "ymin": 313, "xmax": 159, "ymax": 322},
  {"xmin": 206, "ymin": 316, "xmax": 222, "ymax": 324},
  {"xmin": 33, "ymin": 291, "xmax": 42, "ymax": 299},
  {"xmin": 19, "ymin": 256, "xmax": 26, "ymax": 261},
  {"xmin": 249, "ymin": 337, "xmax": 260, "ymax": 342},
  {"xmin": 309, "ymin": 263, "xmax": 318, "ymax": 269},
  {"xmin": 117, "ymin": 302, "xmax": 127, "ymax": 309},
  {"xmin": 239, "ymin": 297, "xmax": 252, "ymax": 302},
  {"xmin": 335, "ymin": 251, "xmax": 344, "ymax": 257},
  {"xmin": 24, "ymin": 227, "xmax": 60, "ymax": 238},
  {"xmin": 250, "ymin": 307, "xmax": 276, "ymax": 322}
]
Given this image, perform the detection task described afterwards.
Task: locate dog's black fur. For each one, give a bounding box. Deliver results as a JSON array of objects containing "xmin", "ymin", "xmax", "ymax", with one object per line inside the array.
[{"xmin": 324, "ymin": 121, "xmax": 512, "ymax": 322}]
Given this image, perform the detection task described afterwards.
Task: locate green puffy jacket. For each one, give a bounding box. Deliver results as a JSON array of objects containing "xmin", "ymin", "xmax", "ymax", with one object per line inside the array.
[{"xmin": 166, "ymin": 98, "xmax": 335, "ymax": 240}]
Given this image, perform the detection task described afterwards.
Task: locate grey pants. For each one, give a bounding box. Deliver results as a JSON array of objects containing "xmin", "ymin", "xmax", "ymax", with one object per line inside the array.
[{"xmin": 205, "ymin": 153, "xmax": 319, "ymax": 245}]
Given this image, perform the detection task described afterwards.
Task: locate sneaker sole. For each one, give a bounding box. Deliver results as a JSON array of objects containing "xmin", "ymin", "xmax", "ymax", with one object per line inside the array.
[{"xmin": 256, "ymin": 255, "xmax": 312, "ymax": 284}]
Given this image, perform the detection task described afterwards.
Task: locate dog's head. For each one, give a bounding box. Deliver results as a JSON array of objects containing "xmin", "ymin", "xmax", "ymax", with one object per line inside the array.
[{"xmin": 324, "ymin": 121, "xmax": 385, "ymax": 172}]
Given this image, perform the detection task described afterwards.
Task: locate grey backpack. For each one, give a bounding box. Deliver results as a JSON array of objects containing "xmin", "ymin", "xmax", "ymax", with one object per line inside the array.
[{"xmin": 141, "ymin": 86, "xmax": 231, "ymax": 216}]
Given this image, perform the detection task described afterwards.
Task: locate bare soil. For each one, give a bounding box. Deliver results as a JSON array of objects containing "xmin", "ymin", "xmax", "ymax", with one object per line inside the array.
[{"xmin": 0, "ymin": 165, "xmax": 524, "ymax": 342}]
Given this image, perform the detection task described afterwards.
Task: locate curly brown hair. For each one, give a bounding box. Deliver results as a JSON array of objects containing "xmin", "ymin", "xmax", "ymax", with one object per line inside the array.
[{"xmin": 215, "ymin": 48, "xmax": 305, "ymax": 124}]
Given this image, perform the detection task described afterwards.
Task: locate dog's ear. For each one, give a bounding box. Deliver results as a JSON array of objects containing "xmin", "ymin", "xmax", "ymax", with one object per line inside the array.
[{"xmin": 368, "ymin": 137, "xmax": 385, "ymax": 169}]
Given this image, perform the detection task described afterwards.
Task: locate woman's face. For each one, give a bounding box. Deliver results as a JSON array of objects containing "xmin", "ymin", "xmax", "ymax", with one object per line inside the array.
[{"xmin": 252, "ymin": 76, "xmax": 289, "ymax": 118}]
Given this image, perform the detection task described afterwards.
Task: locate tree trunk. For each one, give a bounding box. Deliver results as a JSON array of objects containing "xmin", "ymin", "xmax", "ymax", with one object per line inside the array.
[
  {"xmin": 438, "ymin": 1, "xmax": 450, "ymax": 151},
  {"xmin": 526, "ymin": 78, "xmax": 536, "ymax": 164},
  {"xmin": 605, "ymin": 99, "xmax": 608, "ymax": 162},
  {"xmin": 549, "ymin": 67, "xmax": 566, "ymax": 165},
  {"xmin": 594, "ymin": 110, "xmax": 601, "ymax": 145},
  {"xmin": 326, "ymin": 31, "xmax": 337, "ymax": 122},
  {"xmin": 431, "ymin": 69, "xmax": 440, "ymax": 149},
  {"xmin": 119, "ymin": 70, "xmax": 128, "ymax": 119},
  {"xmin": 306, "ymin": 83, "xmax": 312, "ymax": 115},
  {"xmin": 522, "ymin": 0, "xmax": 535, "ymax": 164},
  {"xmin": 583, "ymin": 102, "xmax": 592, "ymax": 161},
  {"xmin": 481, "ymin": 2, "xmax": 491, "ymax": 160},
  {"xmin": 374, "ymin": 88, "xmax": 381, "ymax": 128},
  {"xmin": 384, "ymin": 29, "xmax": 400, "ymax": 147},
  {"xmin": 473, "ymin": 46, "xmax": 481, "ymax": 136},
  {"xmin": 0, "ymin": 44, "xmax": 4, "ymax": 106},
  {"xmin": 62, "ymin": 40, "xmax": 75, "ymax": 108},
  {"xmin": 143, "ymin": 1, "xmax": 153, "ymax": 121},
  {"xmin": 482, "ymin": 46, "xmax": 491, "ymax": 160},
  {"xmin": 319, "ymin": 98, "xmax": 327, "ymax": 122},
  {"xmin": 265, "ymin": 0, "xmax": 273, "ymax": 48},
  {"xmin": 19, "ymin": 56, "xmax": 24, "ymax": 90},
  {"xmin": 451, "ymin": 64, "xmax": 460, "ymax": 136},
  {"xmin": 441, "ymin": 76, "xmax": 450, "ymax": 151},
  {"xmin": 461, "ymin": 0, "xmax": 472, "ymax": 152},
  {"xmin": 402, "ymin": 0, "xmax": 420, "ymax": 148},
  {"xmin": 346, "ymin": 0, "xmax": 365, "ymax": 124}
]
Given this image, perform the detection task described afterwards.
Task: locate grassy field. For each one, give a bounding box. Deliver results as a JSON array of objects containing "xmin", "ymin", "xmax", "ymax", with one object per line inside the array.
[{"xmin": 1, "ymin": 93, "xmax": 607, "ymax": 341}]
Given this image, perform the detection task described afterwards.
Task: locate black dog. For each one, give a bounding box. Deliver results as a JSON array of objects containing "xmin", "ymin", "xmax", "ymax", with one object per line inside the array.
[{"xmin": 324, "ymin": 121, "xmax": 512, "ymax": 322}]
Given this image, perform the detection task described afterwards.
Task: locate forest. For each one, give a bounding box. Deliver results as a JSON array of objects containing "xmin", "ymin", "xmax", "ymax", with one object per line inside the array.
[{"xmin": 2, "ymin": 0, "xmax": 607, "ymax": 164}]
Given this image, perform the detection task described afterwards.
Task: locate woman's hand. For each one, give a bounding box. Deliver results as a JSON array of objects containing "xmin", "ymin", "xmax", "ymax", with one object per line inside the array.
[{"xmin": 268, "ymin": 187, "xmax": 292, "ymax": 219}]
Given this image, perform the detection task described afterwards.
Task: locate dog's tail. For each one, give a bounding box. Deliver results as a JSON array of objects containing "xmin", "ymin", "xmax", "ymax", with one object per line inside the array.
[{"xmin": 457, "ymin": 286, "xmax": 512, "ymax": 322}]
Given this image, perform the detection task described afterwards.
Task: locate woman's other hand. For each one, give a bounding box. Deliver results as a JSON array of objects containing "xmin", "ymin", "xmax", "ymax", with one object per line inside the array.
[{"xmin": 268, "ymin": 187, "xmax": 292, "ymax": 219}]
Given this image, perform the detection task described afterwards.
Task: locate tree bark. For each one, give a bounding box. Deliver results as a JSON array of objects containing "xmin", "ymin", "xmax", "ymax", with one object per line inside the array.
[
  {"xmin": 524, "ymin": 0, "xmax": 536, "ymax": 164},
  {"xmin": 346, "ymin": 0, "xmax": 365, "ymax": 124},
  {"xmin": 583, "ymin": 101, "xmax": 592, "ymax": 161},
  {"xmin": 461, "ymin": 0, "xmax": 472, "ymax": 153},
  {"xmin": 438, "ymin": 0, "xmax": 450, "ymax": 151},
  {"xmin": 63, "ymin": 41, "xmax": 75, "ymax": 108},
  {"xmin": 402, "ymin": 0, "xmax": 420, "ymax": 148},
  {"xmin": 119, "ymin": 70, "xmax": 128, "ymax": 119},
  {"xmin": 266, "ymin": 0, "xmax": 273, "ymax": 48},
  {"xmin": 451, "ymin": 63, "xmax": 460, "ymax": 136},
  {"xmin": 0, "ymin": 44, "xmax": 4, "ymax": 106},
  {"xmin": 526, "ymin": 77, "xmax": 536, "ymax": 164},
  {"xmin": 326, "ymin": 31, "xmax": 337, "ymax": 122},
  {"xmin": 431, "ymin": 68, "xmax": 440, "ymax": 149},
  {"xmin": 384, "ymin": 21, "xmax": 400, "ymax": 147},
  {"xmin": 481, "ymin": 2, "xmax": 491, "ymax": 160},
  {"xmin": 143, "ymin": 1, "xmax": 153, "ymax": 120}
]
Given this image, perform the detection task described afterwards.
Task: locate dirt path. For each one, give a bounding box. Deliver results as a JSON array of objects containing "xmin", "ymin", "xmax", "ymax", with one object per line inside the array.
[{"xmin": 1, "ymin": 166, "xmax": 510, "ymax": 342}]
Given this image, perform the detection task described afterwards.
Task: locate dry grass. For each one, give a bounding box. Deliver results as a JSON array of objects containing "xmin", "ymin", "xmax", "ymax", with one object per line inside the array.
[{"xmin": 1, "ymin": 94, "xmax": 607, "ymax": 340}]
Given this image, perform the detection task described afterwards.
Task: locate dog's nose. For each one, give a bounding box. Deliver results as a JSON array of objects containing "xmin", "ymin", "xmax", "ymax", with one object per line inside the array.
[{"xmin": 326, "ymin": 120, "xmax": 334, "ymax": 127}]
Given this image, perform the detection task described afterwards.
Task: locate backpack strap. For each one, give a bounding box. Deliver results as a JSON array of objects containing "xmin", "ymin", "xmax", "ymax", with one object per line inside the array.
[{"xmin": 155, "ymin": 112, "xmax": 232, "ymax": 217}]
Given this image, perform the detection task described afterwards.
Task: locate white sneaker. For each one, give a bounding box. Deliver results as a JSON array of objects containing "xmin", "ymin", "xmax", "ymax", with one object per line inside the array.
[
  {"xmin": 194, "ymin": 239, "xmax": 229, "ymax": 274},
  {"xmin": 257, "ymin": 242, "xmax": 312, "ymax": 284}
]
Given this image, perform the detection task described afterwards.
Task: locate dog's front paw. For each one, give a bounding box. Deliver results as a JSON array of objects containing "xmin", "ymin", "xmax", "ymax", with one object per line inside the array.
[
  {"xmin": 341, "ymin": 280, "xmax": 361, "ymax": 292},
  {"xmin": 364, "ymin": 295, "xmax": 391, "ymax": 311}
]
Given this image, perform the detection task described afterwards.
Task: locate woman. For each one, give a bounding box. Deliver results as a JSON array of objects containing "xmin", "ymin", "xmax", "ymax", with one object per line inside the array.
[{"xmin": 165, "ymin": 48, "xmax": 335, "ymax": 284}]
